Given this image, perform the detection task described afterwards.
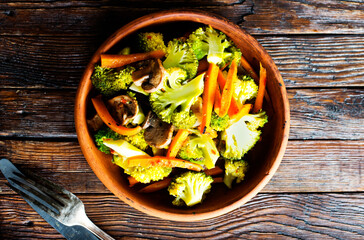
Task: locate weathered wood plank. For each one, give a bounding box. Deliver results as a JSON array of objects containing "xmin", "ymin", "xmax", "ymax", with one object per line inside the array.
[
  {"xmin": 0, "ymin": 89, "xmax": 76, "ymax": 138},
  {"xmin": 1, "ymin": 35, "xmax": 363, "ymax": 89},
  {"xmin": 0, "ymin": 36, "xmax": 99, "ymax": 89},
  {"xmin": 0, "ymin": 3, "xmax": 252, "ymax": 36},
  {"xmin": 257, "ymin": 36, "xmax": 364, "ymax": 88},
  {"xmin": 0, "ymin": 140, "xmax": 362, "ymax": 193},
  {"xmin": 288, "ymin": 88, "xmax": 364, "ymax": 140},
  {"xmin": 1, "ymin": 88, "xmax": 363, "ymax": 139},
  {"xmin": 242, "ymin": 0, "xmax": 364, "ymax": 34},
  {"xmin": 0, "ymin": 193, "xmax": 363, "ymax": 239},
  {"xmin": 1, "ymin": 0, "xmax": 363, "ymax": 36},
  {"xmin": 265, "ymin": 140, "xmax": 364, "ymax": 193}
]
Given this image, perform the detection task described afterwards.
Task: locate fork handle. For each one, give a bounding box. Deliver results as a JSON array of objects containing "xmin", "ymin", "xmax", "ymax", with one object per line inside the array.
[{"xmin": 79, "ymin": 215, "xmax": 115, "ymax": 240}]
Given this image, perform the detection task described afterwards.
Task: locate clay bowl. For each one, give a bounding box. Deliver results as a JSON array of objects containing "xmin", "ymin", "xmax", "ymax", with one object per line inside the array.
[{"xmin": 75, "ymin": 10, "xmax": 290, "ymax": 221}]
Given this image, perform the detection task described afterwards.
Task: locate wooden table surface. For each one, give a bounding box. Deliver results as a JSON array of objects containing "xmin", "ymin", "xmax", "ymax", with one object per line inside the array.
[{"xmin": 1, "ymin": 1, "xmax": 363, "ymax": 239}]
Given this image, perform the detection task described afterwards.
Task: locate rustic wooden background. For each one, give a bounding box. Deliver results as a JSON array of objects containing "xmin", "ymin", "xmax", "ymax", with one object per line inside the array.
[{"xmin": 1, "ymin": 0, "xmax": 363, "ymax": 239}]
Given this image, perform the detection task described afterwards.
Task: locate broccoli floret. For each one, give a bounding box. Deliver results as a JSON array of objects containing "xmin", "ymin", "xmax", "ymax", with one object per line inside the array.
[
  {"xmin": 187, "ymin": 27, "xmax": 209, "ymax": 60},
  {"xmin": 150, "ymin": 69, "xmax": 204, "ymax": 129},
  {"xmin": 137, "ymin": 32, "xmax": 166, "ymax": 52},
  {"xmin": 94, "ymin": 127, "xmax": 122, "ymax": 154},
  {"xmin": 168, "ymin": 171, "xmax": 213, "ymax": 206},
  {"xmin": 123, "ymin": 130, "xmax": 149, "ymax": 151},
  {"xmin": 243, "ymin": 112, "xmax": 269, "ymax": 131},
  {"xmin": 91, "ymin": 65, "xmax": 135, "ymax": 97},
  {"xmin": 188, "ymin": 26, "xmax": 236, "ymax": 66},
  {"xmin": 224, "ymin": 45, "xmax": 242, "ymax": 67},
  {"xmin": 178, "ymin": 134, "xmax": 219, "ymax": 169},
  {"xmin": 224, "ymin": 159, "xmax": 248, "ymax": 188},
  {"xmin": 95, "ymin": 127, "xmax": 148, "ymax": 153},
  {"xmin": 104, "ymin": 139, "xmax": 172, "ymax": 183},
  {"xmin": 163, "ymin": 39, "xmax": 198, "ymax": 79},
  {"xmin": 233, "ymin": 75, "xmax": 258, "ymax": 104},
  {"xmin": 210, "ymin": 112, "xmax": 230, "ymax": 131},
  {"xmin": 220, "ymin": 111, "xmax": 268, "ymax": 160}
]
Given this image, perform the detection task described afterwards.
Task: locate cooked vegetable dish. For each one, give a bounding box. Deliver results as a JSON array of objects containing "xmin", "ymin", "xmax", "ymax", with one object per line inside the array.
[{"xmin": 87, "ymin": 25, "xmax": 268, "ymax": 207}]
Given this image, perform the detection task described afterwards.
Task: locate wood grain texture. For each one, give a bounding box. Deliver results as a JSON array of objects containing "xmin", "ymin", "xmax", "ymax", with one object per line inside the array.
[
  {"xmin": 1, "ymin": 88, "xmax": 363, "ymax": 139},
  {"xmin": 0, "ymin": 36, "xmax": 99, "ymax": 89},
  {"xmin": 0, "ymin": 89, "xmax": 76, "ymax": 138},
  {"xmin": 0, "ymin": 2, "xmax": 252, "ymax": 36},
  {"xmin": 242, "ymin": 0, "xmax": 364, "ymax": 34},
  {"xmin": 1, "ymin": 0, "xmax": 364, "ymax": 35},
  {"xmin": 288, "ymin": 88, "xmax": 364, "ymax": 140},
  {"xmin": 257, "ymin": 36, "xmax": 364, "ymax": 88},
  {"xmin": 0, "ymin": 140, "xmax": 362, "ymax": 194},
  {"xmin": 1, "ymin": 35, "xmax": 364, "ymax": 89},
  {"xmin": 0, "ymin": 193, "xmax": 363, "ymax": 239}
]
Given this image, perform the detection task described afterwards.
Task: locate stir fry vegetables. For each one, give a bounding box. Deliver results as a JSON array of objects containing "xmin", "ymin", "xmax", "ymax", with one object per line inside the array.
[{"xmin": 87, "ymin": 25, "xmax": 268, "ymax": 207}]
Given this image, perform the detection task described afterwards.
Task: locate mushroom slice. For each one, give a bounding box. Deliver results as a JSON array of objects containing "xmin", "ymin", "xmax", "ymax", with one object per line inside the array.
[
  {"xmin": 131, "ymin": 62, "xmax": 153, "ymax": 86},
  {"xmin": 87, "ymin": 113, "xmax": 104, "ymax": 132},
  {"xmin": 107, "ymin": 95, "xmax": 139, "ymax": 126},
  {"xmin": 143, "ymin": 111, "xmax": 174, "ymax": 149},
  {"xmin": 131, "ymin": 59, "xmax": 165, "ymax": 93}
]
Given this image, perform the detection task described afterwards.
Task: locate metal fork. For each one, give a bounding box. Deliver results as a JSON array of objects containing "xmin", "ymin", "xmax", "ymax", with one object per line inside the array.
[{"xmin": 0, "ymin": 158, "xmax": 114, "ymax": 240}]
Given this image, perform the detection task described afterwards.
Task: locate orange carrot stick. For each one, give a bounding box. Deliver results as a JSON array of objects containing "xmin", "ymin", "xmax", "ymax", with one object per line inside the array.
[
  {"xmin": 139, "ymin": 177, "xmax": 172, "ymax": 193},
  {"xmin": 127, "ymin": 156, "xmax": 203, "ymax": 172},
  {"xmin": 204, "ymin": 166, "xmax": 223, "ymax": 176},
  {"xmin": 219, "ymin": 59, "xmax": 237, "ymax": 117},
  {"xmin": 200, "ymin": 63, "xmax": 219, "ymax": 134},
  {"xmin": 227, "ymin": 95, "xmax": 240, "ymax": 117},
  {"xmin": 91, "ymin": 95, "xmax": 142, "ymax": 136},
  {"xmin": 240, "ymin": 56, "xmax": 271, "ymax": 106},
  {"xmin": 127, "ymin": 176, "xmax": 139, "ymax": 187},
  {"xmin": 229, "ymin": 104, "xmax": 253, "ymax": 125},
  {"xmin": 214, "ymin": 85, "xmax": 222, "ymax": 115},
  {"xmin": 166, "ymin": 129, "xmax": 190, "ymax": 158},
  {"xmin": 253, "ymin": 63, "xmax": 267, "ymax": 113},
  {"xmin": 101, "ymin": 50, "xmax": 165, "ymax": 68},
  {"xmin": 217, "ymin": 69, "xmax": 240, "ymax": 117},
  {"xmin": 240, "ymin": 55, "xmax": 259, "ymax": 81}
]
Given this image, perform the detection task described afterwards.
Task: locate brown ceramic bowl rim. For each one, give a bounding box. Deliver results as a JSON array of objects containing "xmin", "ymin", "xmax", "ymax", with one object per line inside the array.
[{"xmin": 75, "ymin": 10, "xmax": 290, "ymax": 221}]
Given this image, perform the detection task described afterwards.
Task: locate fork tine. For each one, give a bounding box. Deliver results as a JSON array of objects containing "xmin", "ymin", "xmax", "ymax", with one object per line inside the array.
[
  {"xmin": 2, "ymin": 162, "xmax": 75, "ymax": 216},
  {"xmin": 20, "ymin": 169, "xmax": 74, "ymax": 204},
  {"xmin": 6, "ymin": 182, "xmax": 61, "ymax": 215},
  {"xmin": 7, "ymin": 174, "xmax": 62, "ymax": 215}
]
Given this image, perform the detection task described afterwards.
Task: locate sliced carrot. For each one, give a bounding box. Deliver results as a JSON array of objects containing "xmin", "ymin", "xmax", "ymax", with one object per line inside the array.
[
  {"xmin": 214, "ymin": 85, "xmax": 222, "ymax": 115},
  {"xmin": 127, "ymin": 156, "xmax": 203, "ymax": 172},
  {"xmin": 253, "ymin": 63, "xmax": 267, "ymax": 113},
  {"xmin": 229, "ymin": 104, "xmax": 253, "ymax": 125},
  {"xmin": 197, "ymin": 58, "xmax": 209, "ymax": 74},
  {"xmin": 199, "ymin": 63, "xmax": 219, "ymax": 134},
  {"xmin": 91, "ymin": 95, "xmax": 142, "ymax": 136},
  {"xmin": 204, "ymin": 166, "xmax": 223, "ymax": 176},
  {"xmin": 240, "ymin": 55, "xmax": 259, "ymax": 82},
  {"xmin": 139, "ymin": 177, "xmax": 172, "ymax": 193},
  {"xmin": 166, "ymin": 129, "xmax": 190, "ymax": 158},
  {"xmin": 127, "ymin": 176, "xmax": 139, "ymax": 187},
  {"xmin": 219, "ymin": 59, "xmax": 237, "ymax": 117},
  {"xmin": 217, "ymin": 69, "xmax": 240, "ymax": 117},
  {"xmin": 227, "ymin": 95, "xmax": 240, "ymax": 117},
  {"xmin": 101, "ymin": 49, "xmax": 165, "ymax": 68},
  {"xmin": 240, "ymin": 56, "xmax": 271, "ymax": 106}
]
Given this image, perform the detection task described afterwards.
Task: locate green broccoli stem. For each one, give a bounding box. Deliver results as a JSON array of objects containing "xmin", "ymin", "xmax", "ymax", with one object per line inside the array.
[{"xmin": 223, "ymin": 173, "xmax": 237, "ymax": 189}]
